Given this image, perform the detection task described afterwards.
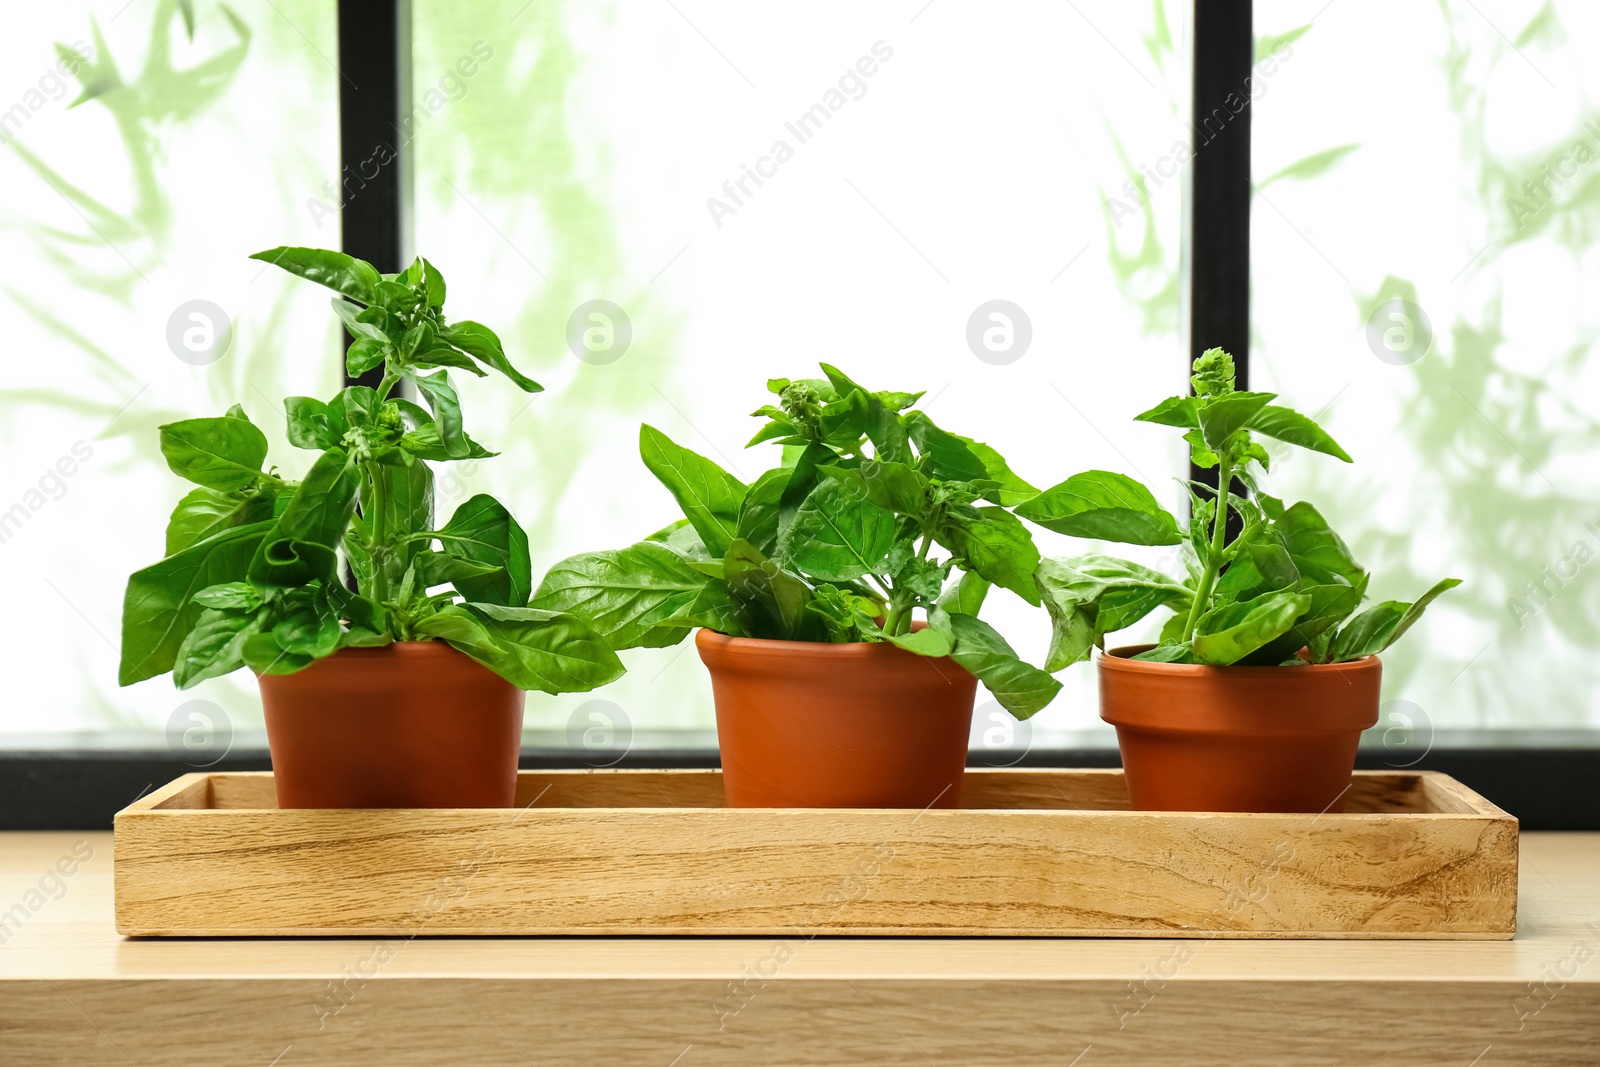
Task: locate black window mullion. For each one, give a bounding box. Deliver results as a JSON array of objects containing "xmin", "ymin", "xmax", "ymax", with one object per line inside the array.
[
  {"xmin": 1189, "ymin": 0, "xmax": 1253, "ymax": 531},
  {"xmin": 337, "ymin": 0, "xmax": 406, "ymax": 391}
]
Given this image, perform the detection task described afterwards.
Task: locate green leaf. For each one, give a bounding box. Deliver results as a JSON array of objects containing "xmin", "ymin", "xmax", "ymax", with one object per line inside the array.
[
  {"xmin": 330, "ymin": 299, "xmax": 390, "ymax": 343},
  {"xmin": 940, "ymin": 610, "xmax": 1061, "ymax": 720},
  {"xmin": 532, "ymin": 541, "xmax": 734, "ymax": 649},
  {"xmin": 413, "ymin": 370, "xmax": 467, "ymax": 458},
  {"xmin": 1198, "ymin": 390, "xmax": 1275, "ymax": 451},
  {"xmin": 284, "ymin": 397, "xmax": 340, "ymax": 451},
  {"xmin": 734, "ymin": 467, "xmax": 790, "ymax": 555},
  {"xmin": 1131, "ymin": 642, "xmax": 1199, "ymax": 664},
  {"xmin": 723, "ymin": 539, "xmax": 820, "ymax": 641},
  {"xmin": 1245, "ymin": 404, "xmax": 1353, "ymax": 462},
  {"xmin": 1034, "ymin": 554, "xmax": 1192, "ymax": 670},
  {"xmin": 191, "ymin": 582, "xmax": 260, "ymax": 611},
  {"xmin": 414, "ymin": 603, "xmax": 625, "ymax": 693},
  {"xmin": 239, "ymin": 632, "xmax": 312, "ymax": 676},
  {"xmin": 822, "ymin": 459, "xmax": 929, "ymax": 516},
  {"xmin": 119, "ymin": 521, "xmax": 274, "ymax": 685},
  {"xmin": 272, "ymin": 590, "xmax": 341, "ymax": 659},
  {"xmin": 1239, "ymin": 582, "xmax": 1364, "ymax": 666},
  {"xmin": 1277, "ymin": 502, "xmax": 1365, "ymax": 587},
  {"xmin": 639, "ymin": 425, "xmax": 746, "ymax": 557},
  {"xmin": 1192, "ymin": 590, "xmax": 1311, "ymax": 665},
  {"xmin": 158, "ymin": 416, "xmax": 269, "ymax": 491},
  {"xmin": 249, "ymin": 247, "xmax": 381, "ymax": 305},
  {"xmin": 252, "ymin": 539, "xmax": 339, "ymax": 587},
  {"xmin": 434, "ymin": 494, "xmax": 532, "ymax": 607},
  {"xmin": 1133, "ymin": 395, "xmax": 1199, "ymax": 428},
  {"xmin": 941, "ymin": 506, "xmax": 1042, "ymax": 605},
  {"xmin": 345, "ymin": 338, "xmax": 390, "ymax": 377},
  {"xmin": 260, "ymin": 448, "xmax": 359, "ymax": 549},
  {"xmin": 411, "ymin": 347, "xmax": 487, "ymax": 376},
  {"xmin": 780, "ymin": 480, "xmax": 898, "ymax": 582},
  {"xmin": 164, "ymin": 486, "xmax": 275, "ymax": 556},
  {"xmin": 954, "ymin": 436, "xmax": 1037, "ymax": 506},
  {"xmin": 904, "ymin": 410, "xmax": 989, "ymax": 482},
  {"xmin": 1016, "ymin": 470, "xmax": 1182, "ymax": 546},
  {"xmin": 1327, "ymin": 578, "xmax": 1461, "ymax": 662},
  {"xmin": 367, "ymin": 457, "xmax": 435, "ymax": 590},
  {"xmin": 936, "ymin": 571, "xmax": 990, "ymax": 616},
  {"xmin": 421, "ymin": 257, "xmax": 447, "ymax": 307},
  {"xmin": 440, "ymin": 321, "xmax": 543, "ymax": 393},
  {"xmin": 399, "ymin": 421, "xmax": 498, "ymax": 462},
  {"xmin": 173, "ymin": 608, "xmax": 262, "ymax": 689}
]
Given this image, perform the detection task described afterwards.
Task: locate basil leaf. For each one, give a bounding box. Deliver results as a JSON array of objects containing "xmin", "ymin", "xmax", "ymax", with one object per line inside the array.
[
  {"xmin": 345, "ymin": 337, "xmax": 390, "ymax": 377},
  {"xmin": 250, "ymin": 246, "xmax": 381, "ymax": 304},
  {"xmin": 1133, "ymin": 394, "xmax": 1200, "ymax": 428},
  {"xmin": 1191, "ymin": 590, "xmax": 1311, "ymax": 665},
  {"xmin": 164, "ymin": 485, "xmax": 275, "ymax": 556},
  {"xmin": 723, "ymin": 539, "xmax": 819, "ymax": 640},
  {"xmin": 639, "ymin": 424, "xmax": 746, "ymax": 557},
  {"xmin": 1277, "ymin": 501, "xmax": 1365, "ymax": 587},
  {"xmin": 1015, "ymin": 470, "xmax": 1182, "ymax": 546},
  {"xmin": 439, "ymin": 320, "xmax": 543, "ymax": 393},
  {"xmin": 1034, "ymin": 554, "xmax": 1192, "ymax": 670},
  {"xmin": 1131, "ymin": 642, "xmax": 1199, "ymax": 663},
  {"xmin": 434, "ymin": 494, "xmax": 531, "ymax": 607},
  {"xmin": 936, "ymin": 571, "xmax": 990, "ymax": 616},
  {"xmin": 904, "ymin": 410, "xmax": 989, "ymax": 482},
  {"xmin": 173, "ymin": 608, "xmax": 263, "ymax": 689},
  {"xmin": 119, "ymin": 521, "xmax": 274, "ymax": 685},
  {"xmin": 1197, "ymin": 390, "xmax": 1276, "ymax": 451},
  {"xmin": 1327, "ymin": 577, "xmax": 1461, "ymax": 662},
  {"xmin": 533, "ymin": 541, "xmax": 733, "ymax": 649},
  {"xmin": 158, "ymin": 416, "xmax": 269, "ymax": 491},
  {"xmin": 1246, "ymin": 404, "xmax": 1352, "ymax": 462},
  {"xmin": 939, "ymin": 610, "xmax": 1061, "ymax": 720},
  {"xmin": 780, "ymin": 479, "xmax": 898, "ymax": 582},
  {"xmin": 941, "ymin": 506, "xmax": 1042, "ymax": 606},
  {"xmin": 283, "ymin": 396, "xmax": 340, "ymax": 450},
  {"xmin": 414, "ymin": 603, "xmax": 624, "ymax": 693},
  {"xmin": 413, "ymin": 370, "xmax": 467, "ymax": 458}
]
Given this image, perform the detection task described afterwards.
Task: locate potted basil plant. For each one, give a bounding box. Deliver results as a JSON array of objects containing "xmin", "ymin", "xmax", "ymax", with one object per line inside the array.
[
  {"xmin": 534, "ymin": 364, "xmax": 1061, "ymax": 808},
  {"xmin": 1020, "ymin": 348, "xmax": 1459, "ymax": 813},
  {"xmin": 119, "ymin": 247, "xmax": 623, "ymax": 808}
]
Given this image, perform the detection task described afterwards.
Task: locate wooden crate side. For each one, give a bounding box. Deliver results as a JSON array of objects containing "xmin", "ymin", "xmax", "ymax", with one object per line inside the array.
[{"xmin": 112, "ymin": 801, "xmax": 1517, "ymax": 938}]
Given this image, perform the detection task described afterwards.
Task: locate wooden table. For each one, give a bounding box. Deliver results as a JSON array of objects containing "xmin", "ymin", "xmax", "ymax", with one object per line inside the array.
[{"xmin": 2, "ymin": 831, "xmax": 1597, "ymax": 1066}]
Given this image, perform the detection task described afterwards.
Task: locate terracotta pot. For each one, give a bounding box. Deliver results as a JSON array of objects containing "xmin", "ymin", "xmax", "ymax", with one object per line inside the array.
[
  {"xmin": 259, "ymin": 642, "xmax": 525, "ymax": 809},
  {"xmin": 1098, "ymin": 645, "xmax": 1381, "ymax": 813},
  {"xmin": 697, "ymin": 629, "xmax": 978, "ymax": 808}
]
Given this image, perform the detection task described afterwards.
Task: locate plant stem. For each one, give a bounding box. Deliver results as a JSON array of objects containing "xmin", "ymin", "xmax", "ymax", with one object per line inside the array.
[
  {"xmin": 376, "ymin": 371, "xmax": 400, "ymax": 401},
  {"xmin": 1182, "ymin": 452, "xmax": 1233, "ymax": 642},
  {"xmin": 365, "ymin": 460, "xmax": 390, "ymax": 606}
]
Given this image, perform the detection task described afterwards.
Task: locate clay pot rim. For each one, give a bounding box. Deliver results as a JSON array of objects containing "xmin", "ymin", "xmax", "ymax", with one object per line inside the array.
[
  {"xmin": 1100, "ymin": 643, "xmax": 1380, "ymax": 676},
  {"xmin": 695, "ymin": 626, "xmax": 962, "ymax": 669}
]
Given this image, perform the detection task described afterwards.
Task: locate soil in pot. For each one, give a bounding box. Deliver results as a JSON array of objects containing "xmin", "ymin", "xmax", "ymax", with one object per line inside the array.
[
  {"xmin": 1098, "ymin": 645, "xmax": 1381, "ymax": 813},
  {"xmin": 259, "ymin": 641, "xmax": 525, "ymax": 808},
  {"xmin": 696, "ymin": 628, "xmax": 978, "ymax": 808}
]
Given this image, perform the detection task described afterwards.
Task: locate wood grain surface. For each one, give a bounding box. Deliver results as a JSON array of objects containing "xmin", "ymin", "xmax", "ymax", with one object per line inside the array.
[
  {"xmin": 109, "ymin": 769, "xmax": 1518, "ymax": 939},
  {"xmin": 2, "ymin": 831, "xmax": 1596, "ymax": 1066}
]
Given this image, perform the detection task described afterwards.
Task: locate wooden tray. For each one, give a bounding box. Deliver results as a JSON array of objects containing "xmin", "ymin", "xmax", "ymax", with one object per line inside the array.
[{"xmin": 113, "ymin": 769, "xmax": 1518, "ymax": 939}]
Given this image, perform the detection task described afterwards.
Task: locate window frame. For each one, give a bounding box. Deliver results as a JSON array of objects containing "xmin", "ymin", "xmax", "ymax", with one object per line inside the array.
[{"xmin": 6, "ymin": 0, "xmax": 1597, "ymax": 832}]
